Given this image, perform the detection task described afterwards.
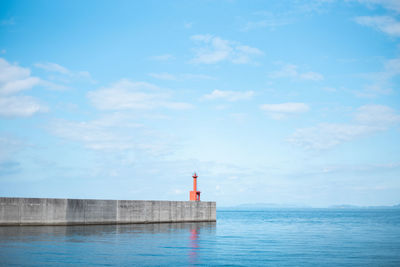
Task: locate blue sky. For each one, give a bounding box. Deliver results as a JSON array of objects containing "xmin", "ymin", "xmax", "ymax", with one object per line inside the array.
[{"xmin": 1, "ymin": 0, "xmax": 399, "ymax": 207}]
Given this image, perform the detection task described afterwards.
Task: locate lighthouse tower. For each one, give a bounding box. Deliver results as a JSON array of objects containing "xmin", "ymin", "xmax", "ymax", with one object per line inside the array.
[{"xmin": 190, "ymin": 172, "xmax": 201, "ymax": 201}]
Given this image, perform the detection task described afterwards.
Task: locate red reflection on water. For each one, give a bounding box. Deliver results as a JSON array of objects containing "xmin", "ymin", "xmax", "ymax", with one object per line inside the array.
[{"xmin": 189, "ymin": 228, "xmax": 199, "ymax": 265}]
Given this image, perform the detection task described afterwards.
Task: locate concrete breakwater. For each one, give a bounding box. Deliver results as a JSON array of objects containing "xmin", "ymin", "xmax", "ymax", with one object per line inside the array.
[{"xmin": 0, "ymin": 197, "xmax": 216, "ymax": 226}]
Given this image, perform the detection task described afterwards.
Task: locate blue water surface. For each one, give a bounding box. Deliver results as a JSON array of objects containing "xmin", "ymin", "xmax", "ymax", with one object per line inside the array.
[{"xmin": 1, "ymin": 209, "xmax": 400, "ymax": 266}]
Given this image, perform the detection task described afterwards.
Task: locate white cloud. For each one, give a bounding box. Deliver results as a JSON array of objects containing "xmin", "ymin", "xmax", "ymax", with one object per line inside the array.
[
  {"xmin": 49, "ymin": 114, "xmax": 176, "ymax": 156},
  {"xmin": 0, "ymin": 58, "xmax": 41, "ymax": 95},
  {"xmin": 39, "ymin": 80, "xmax": 70, "ymax": 91},
  {"xmin": 356, "ymin": 0, "xmax": 400, "ymax": 13},
  {"xmin": 289, "ymin": 123, "xmax": 377, "ymax": 150},
  {"xmin": 0, "ymin": 58, "xmax": 48, "ymax": 118},
  {"xmin": 355, "ymin": 16, "xmax": 400, "ymax": 36},
  {"xmin": 190, "ymin": 34, "xmax": 263, "ymax": 64},
  {"xmin": 355, "ymin": 104, "xmax": 400, "ymax": 126},
  {"xmin": 269, "ymin": 63, "xmax": 324, "ymax": 81},
  {"xmin": 357, "ymin": 57, "xmax": 400, "ymax": 97},
  {"xmin": 34, "ymin": 62, "xmax": 95, "ymax": 83},
  {"xmin": 203, "ymin": 89, "xmax": 254, "ymax": 102},
  {"xmin": 0, "ymin": 96, "xmax": 48, "ymax": 118},
  {"xmin": 385, "ymin": 56, "xmax": 400, "ymax": 69},
  {"xmin": 0, "ymin": 77, "xmax": 41, "ymax": 95},
  {"xmin": 288, "ymin": 104, "xmax": 400, "ymax": 150},
  {"xmin": 241, "ymin": 1, "xmax": 336, "ymax": 32},
  {"xmin": 87, "ymin": 79, "xmax": 193, "ymax": 110},
  {"xmin": 34, "ymin": 62, "xmax": 70, "ymax": 74},
  {"xmin": 260, "ymin": 102, "xmax": 310, "ymax": 119},
  {"xmin": 50, "ymin": 116, "xmax": 138, "ymax": 151}
]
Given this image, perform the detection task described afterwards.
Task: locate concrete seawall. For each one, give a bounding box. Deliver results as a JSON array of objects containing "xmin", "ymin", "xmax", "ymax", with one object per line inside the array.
[{"xmin": 0, "ymin": 198, "xmax": 216, "ymax": 226}]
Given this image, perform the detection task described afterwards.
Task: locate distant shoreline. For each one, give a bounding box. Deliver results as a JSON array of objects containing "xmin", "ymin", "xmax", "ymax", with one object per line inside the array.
[{"xmin": 218, "ymin": 203, "xmax": 400, "ymax": 210}]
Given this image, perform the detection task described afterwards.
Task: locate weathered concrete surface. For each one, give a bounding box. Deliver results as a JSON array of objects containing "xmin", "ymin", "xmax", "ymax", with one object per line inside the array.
[{"xmin": 0, "ymin": 198, "xmax": 216, "ymax": 226}]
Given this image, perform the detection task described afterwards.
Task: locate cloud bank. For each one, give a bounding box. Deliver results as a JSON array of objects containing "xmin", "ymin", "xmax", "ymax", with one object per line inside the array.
[
  {"xmin": 289, "ymin": 104, "xmax": 400, "ymax": 150},
  {"xmin": 0, "ymin": 58, "xmax": 47, "ymax": 117},
  {"xmin": 191, "ymin": 34, "xmax": 263, "ymax": 64},
  {"xmin": 87, "ymin": 79, "xmax": 193, "ymax": 111}
]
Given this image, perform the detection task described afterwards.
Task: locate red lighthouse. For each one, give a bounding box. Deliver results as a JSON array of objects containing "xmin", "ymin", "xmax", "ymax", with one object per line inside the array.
[{"xmin": 190, "ymin": 172, "xmax": 201, "ymax": 201}]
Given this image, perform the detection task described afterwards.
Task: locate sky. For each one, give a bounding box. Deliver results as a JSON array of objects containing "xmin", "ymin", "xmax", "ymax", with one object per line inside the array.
[{"xmin": 0, "ymin": 0, "xmax": 400, "ymax": 207}]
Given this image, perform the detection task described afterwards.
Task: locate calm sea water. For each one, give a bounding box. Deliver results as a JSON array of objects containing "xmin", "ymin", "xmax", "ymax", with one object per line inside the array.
[{"xmin": 1, "ymin": 209, "xmax": 400, "ymax": 266}]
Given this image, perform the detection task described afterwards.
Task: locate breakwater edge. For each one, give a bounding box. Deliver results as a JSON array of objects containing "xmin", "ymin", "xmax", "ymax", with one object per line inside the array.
[{"xmin": 0, "ymin": 197, "xmax": 216, "ymax": 226}]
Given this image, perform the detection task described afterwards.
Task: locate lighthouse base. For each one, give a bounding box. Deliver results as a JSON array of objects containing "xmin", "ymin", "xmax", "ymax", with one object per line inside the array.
[{"xmin": 190, "ymin": 191, "xmax": 201, "ymax": 201}]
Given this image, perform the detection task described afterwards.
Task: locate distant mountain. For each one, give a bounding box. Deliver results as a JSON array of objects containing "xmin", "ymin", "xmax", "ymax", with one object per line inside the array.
[
  {"xmin": 219, "ymin": 203, "xmax": 400, "ymax": 210},
  {"xmin": 329, "ymin": 204, "xmax": 400, "ymax": 209}
]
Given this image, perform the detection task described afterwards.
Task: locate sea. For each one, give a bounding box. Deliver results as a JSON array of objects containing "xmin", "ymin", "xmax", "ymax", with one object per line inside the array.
[{"xmin": 0, "ymin": 208, "xmax": 399, "ymax": 266}]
